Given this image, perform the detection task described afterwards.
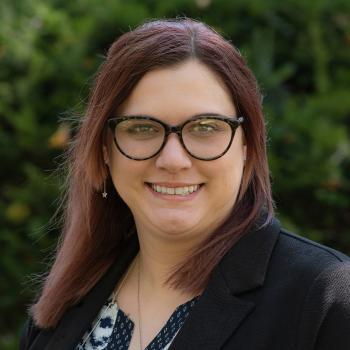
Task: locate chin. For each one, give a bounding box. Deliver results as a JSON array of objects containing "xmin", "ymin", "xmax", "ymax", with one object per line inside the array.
[{"xmin": 153, "ymin": 217, "xmax": 201, "ymax": 238}]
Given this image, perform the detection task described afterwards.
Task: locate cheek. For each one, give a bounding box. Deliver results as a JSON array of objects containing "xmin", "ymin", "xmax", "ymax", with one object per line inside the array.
[
  {"xmin": 220, "ymin": 164, "xmax": 243, "ymax": 193},
  {"xmin": 108, "ymin": 155, "xmax": 132, "ymax": 194},
  {"xmin": 205, "ymin": 152, "xmax": 244, "ymax": 197},
  {"xmin": 108, "ymin": 153, "xmax": 149, "ymax": 195}
]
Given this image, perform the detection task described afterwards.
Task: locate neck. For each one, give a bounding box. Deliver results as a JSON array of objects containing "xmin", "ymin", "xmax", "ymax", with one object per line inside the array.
[{"xmin": 135, "ymin": 227, "xmax": 201, "ymax": 301}]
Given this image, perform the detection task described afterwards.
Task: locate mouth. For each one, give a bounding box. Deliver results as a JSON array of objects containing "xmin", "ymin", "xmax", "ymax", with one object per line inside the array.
[{"xmin": 145, "ymin": 182, "xmax": 204, "ymax": 196}]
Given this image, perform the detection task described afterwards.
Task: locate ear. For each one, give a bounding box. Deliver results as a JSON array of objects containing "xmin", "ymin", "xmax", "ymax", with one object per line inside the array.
[{"xmin": 103, "ymin": 145, "xmax": 109, "ymax": 165}]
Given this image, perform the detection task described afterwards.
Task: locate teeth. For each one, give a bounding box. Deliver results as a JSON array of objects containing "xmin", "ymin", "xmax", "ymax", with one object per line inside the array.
[
  {"xmin": 167, "ymin": 188, "xmax": 175, "ymax": 194},
  {"xmin": 175, "ymin": 187, "xmax": 186, "ymax": 195},
  {"xmin": 151, "ymin": 184, "xmax": 200, "ymax": 195}
]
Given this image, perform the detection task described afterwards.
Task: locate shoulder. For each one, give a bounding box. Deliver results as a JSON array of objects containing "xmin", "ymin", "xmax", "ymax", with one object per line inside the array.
[
  {"xmin": 272, "ymin": 228, "xmax": 350, "ymax": 349},
  {"xmin": 274, "ymin": 228, "xmax": 350, "ymax": 275},
  {"xmin": 276, "ymin": 227, "xmax": 350, "ymax": 302},
  {"xmin": 278, "ymin": 228, "xmax": 349, "ymax": 261},
  {"xmin": 270, "ymin": 227, "xmax": 350, "ymax": 292}
]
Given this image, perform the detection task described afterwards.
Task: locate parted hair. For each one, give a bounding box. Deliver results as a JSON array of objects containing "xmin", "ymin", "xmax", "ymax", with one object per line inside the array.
[{"xmin": 31, "ymin": 18, "xmax": 274, "ymax": 328}]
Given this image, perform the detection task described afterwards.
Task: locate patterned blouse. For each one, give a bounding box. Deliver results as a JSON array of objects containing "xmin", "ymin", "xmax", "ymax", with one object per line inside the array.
[{"xmin": 76, "ymin": 294, "xmax": 199, "ymax": 350}]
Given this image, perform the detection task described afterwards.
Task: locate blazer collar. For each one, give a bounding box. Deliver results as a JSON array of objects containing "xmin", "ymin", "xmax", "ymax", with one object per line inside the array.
[
  {"xmin": 169, "ymin": 216, "xmax": 281, "ymax": 350},
  {"xmin": 31, "ymin": 216, "xmax": 280, "ymax": 350}
]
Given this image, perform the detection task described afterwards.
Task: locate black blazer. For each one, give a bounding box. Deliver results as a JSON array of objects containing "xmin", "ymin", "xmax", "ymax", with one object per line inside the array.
[{"xmin": 20, "ymin": 217, "xmax": 350, "ymax": 350}]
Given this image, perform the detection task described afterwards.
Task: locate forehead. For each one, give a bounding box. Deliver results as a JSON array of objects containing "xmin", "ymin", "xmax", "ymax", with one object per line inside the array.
[{"xmin": 117, "ymin": 59, "xmax": 237, "ymax": 123}]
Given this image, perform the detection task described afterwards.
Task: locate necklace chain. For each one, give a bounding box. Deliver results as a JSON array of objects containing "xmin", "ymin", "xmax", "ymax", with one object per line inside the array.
[
  {"xmin": 137, "ymin": 256, "xmax": 143, "ymax": 350},
  {"xmin": 112, "ymin": 255, "xmax": 138, "ymax": 304},
  {"xmin": 115, "ymin": 255, "xmax": 143, "ymax": 349},
  {"xmin": 112, "ymin": 255, "xmax": 143, "ymax": 350}
]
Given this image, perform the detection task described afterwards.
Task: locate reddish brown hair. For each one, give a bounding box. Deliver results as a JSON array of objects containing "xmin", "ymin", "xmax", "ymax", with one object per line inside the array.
[{"xmin": 31, "ymin": 18, "xmax": 274, "ymax": 328}]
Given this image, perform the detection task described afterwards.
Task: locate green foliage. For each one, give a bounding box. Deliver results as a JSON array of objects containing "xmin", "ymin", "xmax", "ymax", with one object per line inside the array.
[{"xmin": 1, "ymin": 0, "xmax": 349, "ymax": 348}]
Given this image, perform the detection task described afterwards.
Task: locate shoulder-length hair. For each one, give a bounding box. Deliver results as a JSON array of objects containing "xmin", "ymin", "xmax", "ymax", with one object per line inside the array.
[{"xmin": 31, "ymin": 18, "xmax": 274, "ymax": 328}]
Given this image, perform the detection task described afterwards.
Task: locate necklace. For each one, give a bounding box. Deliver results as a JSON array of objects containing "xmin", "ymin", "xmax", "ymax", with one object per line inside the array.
[
  {"xmin": 112, "ymin": 254, "xmax": 138, "ymax": 304},
  {"xmin": 137, "ymin": 256, "xmax": 143, "ymax": 350},
  {"xmin": 113, "ymin": 255, "xmax": 143, "ymax": 350}
]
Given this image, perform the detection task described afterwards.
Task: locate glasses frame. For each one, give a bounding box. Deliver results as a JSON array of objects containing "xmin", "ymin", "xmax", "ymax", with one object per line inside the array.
[{"xmin": 107, "ymin": 113, "xmax": 244, "ymax": 161}]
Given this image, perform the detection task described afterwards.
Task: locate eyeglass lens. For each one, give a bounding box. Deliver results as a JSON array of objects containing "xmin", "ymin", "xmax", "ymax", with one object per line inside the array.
[{"xmin": 114, "ymin": 117, "xmax": 233, "ymax": 160}]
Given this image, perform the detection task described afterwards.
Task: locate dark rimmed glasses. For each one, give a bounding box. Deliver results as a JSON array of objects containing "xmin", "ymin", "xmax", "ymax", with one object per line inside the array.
[{"xmin": 107, "ymin": 113, "xmax": 244, "ymax": 161}]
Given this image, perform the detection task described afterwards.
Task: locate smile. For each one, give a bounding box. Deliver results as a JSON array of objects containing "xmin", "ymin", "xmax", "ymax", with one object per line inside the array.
[{"xmin": 149, "ymin": 183, "xmax": 202, "ymax": 196}]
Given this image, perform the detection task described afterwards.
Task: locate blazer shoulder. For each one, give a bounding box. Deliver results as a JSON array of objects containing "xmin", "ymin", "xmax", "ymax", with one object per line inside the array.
[
  {"xmin": 278, "ymin": 227, "xmax": 350, "ymax": 264},
  {"xmin": 272, "ymin": 228, "xmax": 350, "ymax": 348},
  {"xmin": 268, "ymin": 227, "xmax": 350, "ymax": 293},
  {"xmin": 296, "ymin": 253, "xmax": 350, "ymax": 349}
]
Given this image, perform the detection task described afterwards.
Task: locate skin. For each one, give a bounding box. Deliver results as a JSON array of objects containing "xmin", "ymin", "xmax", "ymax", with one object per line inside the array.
[{"xmin": 104, "ymin": 59, "xmax": 246, "ymax": 349}]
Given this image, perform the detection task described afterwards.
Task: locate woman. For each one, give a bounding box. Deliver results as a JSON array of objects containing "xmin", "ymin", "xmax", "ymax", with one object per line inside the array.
[{"xmin": 20, "ymin": 18, "xmax": 350, "ymax": 350}]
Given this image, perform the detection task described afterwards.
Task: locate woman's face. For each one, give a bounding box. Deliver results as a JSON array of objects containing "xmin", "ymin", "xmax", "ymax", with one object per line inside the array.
[{"xmin": 105, "ymin": 59, "xmax": 246, "ymax": 243}]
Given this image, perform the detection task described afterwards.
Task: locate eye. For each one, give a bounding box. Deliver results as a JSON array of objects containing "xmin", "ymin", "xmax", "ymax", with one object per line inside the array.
[
  {"xmin": 193, "ymin": 124, "xmax": 216, "ymax": 132},
  {"xmin": 116, "ymin": 120, "xmax": 163, "ymax": 140},
  {"xmin": 187, "ymin": 119, "xmax": 227, "ymax": 136},
  {"xmin": 127, "ymin": 124, "xmax": 159, "ymax": 134}
]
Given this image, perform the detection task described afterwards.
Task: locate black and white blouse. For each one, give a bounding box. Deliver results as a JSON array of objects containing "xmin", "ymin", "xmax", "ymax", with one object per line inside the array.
[{"xmin": 76, "ymin": 294, "xmax": 199, "ymax": 350}]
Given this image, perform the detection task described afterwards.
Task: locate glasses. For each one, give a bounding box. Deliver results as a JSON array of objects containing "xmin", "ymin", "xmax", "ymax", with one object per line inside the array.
[{"xmin": 107, "ymin": 113, "xmax": 244, "ymax": 161}]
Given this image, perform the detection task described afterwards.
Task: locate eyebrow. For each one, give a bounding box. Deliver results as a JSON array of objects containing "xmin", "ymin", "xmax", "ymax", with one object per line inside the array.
[{"xmin": 118, "ymin": 112, "xmax": 236, "ymax": 121}]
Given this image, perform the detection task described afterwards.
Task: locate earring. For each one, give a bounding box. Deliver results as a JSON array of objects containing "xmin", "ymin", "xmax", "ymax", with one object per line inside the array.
[{"xmin": 102, "ymin": 179, "xmax": 107, "ymax": 198}]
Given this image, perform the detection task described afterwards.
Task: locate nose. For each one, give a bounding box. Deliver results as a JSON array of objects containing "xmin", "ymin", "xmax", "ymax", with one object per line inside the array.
[{"xmin": 155, "ymin": 133, "xmax": 192, "ymax": 172}]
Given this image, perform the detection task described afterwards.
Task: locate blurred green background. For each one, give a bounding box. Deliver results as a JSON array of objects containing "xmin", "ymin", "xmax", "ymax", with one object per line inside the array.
[{"xmin": 1, "ymin": 0, "xmax": 349, "ymax": 348}]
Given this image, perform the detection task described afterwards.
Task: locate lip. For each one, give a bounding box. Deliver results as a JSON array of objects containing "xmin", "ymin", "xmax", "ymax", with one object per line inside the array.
[
  {"xmin": 146, "ymin": 182, "xmax": 202, "ymax": 187},
  {"xmin": 145, "ymin": 182, "xmax": 204, "ymax": 201}
]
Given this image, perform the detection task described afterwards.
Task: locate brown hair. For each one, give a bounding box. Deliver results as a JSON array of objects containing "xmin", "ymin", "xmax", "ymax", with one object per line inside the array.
[{"xmin": 31, "ymin": 18, "xmax": 274, "ymax": 328}]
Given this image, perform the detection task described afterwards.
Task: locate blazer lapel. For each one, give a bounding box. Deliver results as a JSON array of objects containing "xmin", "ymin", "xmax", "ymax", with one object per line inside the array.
[
  {"xmin": 169, "ymin": 217, "xmax": 281, "ymax": 350},
  {"xmin": 30, "ymin": 235, "xmax": 139, "ymax": 350},
  {"xmin": 168, "ymin": 269, "xmax": 255, "ymax": 350}
]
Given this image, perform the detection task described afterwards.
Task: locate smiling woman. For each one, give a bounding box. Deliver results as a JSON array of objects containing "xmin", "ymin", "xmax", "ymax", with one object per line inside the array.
[{"xmin": 20, "ymin": 18, "xmax": 350, "ymax": 350}]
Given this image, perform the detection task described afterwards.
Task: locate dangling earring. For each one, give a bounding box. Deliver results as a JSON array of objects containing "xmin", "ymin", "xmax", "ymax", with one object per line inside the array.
[{"xmin": 102, "ymin": 179, "xmax": 107, "ymax": 198}]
